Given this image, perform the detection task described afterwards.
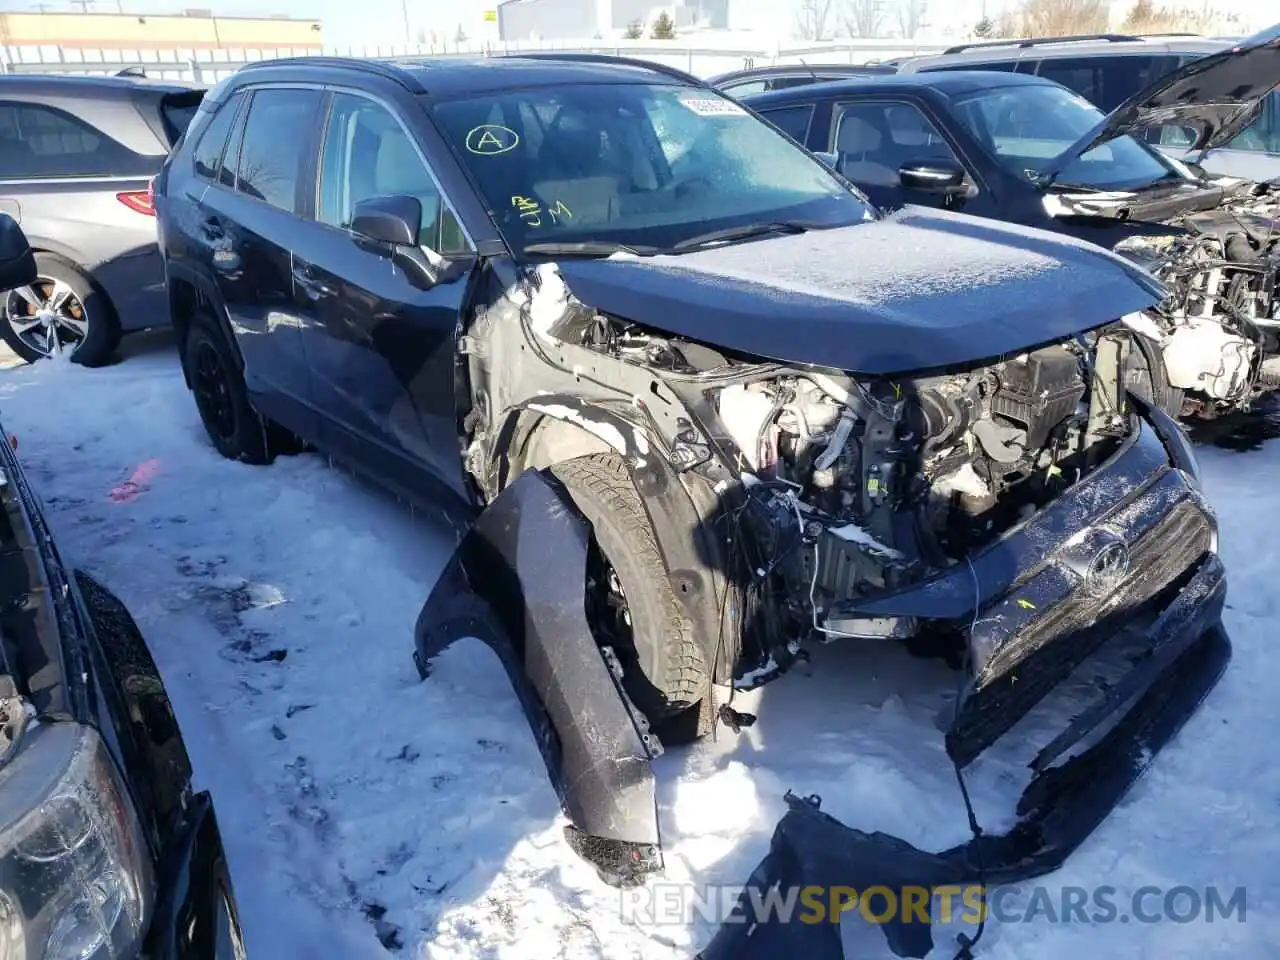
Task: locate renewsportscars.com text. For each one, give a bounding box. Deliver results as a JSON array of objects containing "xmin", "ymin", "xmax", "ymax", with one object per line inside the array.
[{"xmin": 619, "ymin": 883, "xmax": 1247, "ymax": 927}]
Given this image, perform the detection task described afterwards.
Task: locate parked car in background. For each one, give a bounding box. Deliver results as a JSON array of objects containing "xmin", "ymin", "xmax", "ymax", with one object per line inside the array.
[
  {"xmin": 0, "ymin": 73, "xmax": 204, "ymax": 366},
  {"xmin": 742, "ymin": 26, "xmax": 1280, "ymax": 416},
  {"xmin": 708, "ymin": 62, "xmax": 897, "ymax": 97},
  {"xmin": 154, "ymin": 54, "xmax": 1228, "ymax": 904},
  {"xmin": 0, "ymin": 211, "xmax": 242, "ymax": 958},
  {"xmin": 894, "ymin": 31, "xmax": 1280, "ymax": 182}
]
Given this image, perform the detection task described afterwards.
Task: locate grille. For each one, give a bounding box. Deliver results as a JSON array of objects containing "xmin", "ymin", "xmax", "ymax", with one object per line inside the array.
[{"xmin": 950, "ymin": 499, "xmax": 1214, "ymax": 765}]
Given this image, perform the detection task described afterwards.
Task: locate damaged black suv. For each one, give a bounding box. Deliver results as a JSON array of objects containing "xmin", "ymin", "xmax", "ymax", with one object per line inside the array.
[{"xmin": 155, "ymin": 52, "xmax": 1230, "ymax": 937}]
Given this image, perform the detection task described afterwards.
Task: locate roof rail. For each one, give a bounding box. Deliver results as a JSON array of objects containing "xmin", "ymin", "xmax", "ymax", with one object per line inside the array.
[
  {"xmin": 237, "ymin": 56, "xmax": 426, "ymax": 94},
  {"xmin": 942, "ymin": 33, "xmax": 1143, "ymax": 55},
  {"xmin": 498, "ymin": 51, "xmax": 705, "ymax": 87}
]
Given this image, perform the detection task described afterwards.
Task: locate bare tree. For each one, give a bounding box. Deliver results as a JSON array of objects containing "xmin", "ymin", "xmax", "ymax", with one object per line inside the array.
[
  {"xmin": 1005, "ymin": 0, "xmax": 1108, "ymax": 37},
  {"xmin": 896, "ymin": 0, "xmax": 926, "ymax": 39},
  {"xmin": 842, "ymin": 0, "xmax": 885, "ymax": 38},
  {"xmin": 1122, "ymin": 0, "xmax": 1222, "ymax": 34},
  {"xmin": 795, "ymin": 0, "xmax": 837, "ymax": 41}
]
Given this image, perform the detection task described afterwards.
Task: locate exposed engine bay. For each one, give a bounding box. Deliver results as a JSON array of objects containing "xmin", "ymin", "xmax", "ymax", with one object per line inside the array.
[
  {"xmin": 1111, "ymin": 179, "xmax": 1280, "ymax": 411},
  {"xmin": 584, "ymin": 315, "xmax": 1144, "ymax": 685}
]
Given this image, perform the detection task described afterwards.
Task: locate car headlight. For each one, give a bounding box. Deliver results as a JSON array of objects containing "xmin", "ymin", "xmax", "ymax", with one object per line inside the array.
[{"xmin": 0, "ymin": 723, "xmax": 153, "ymax": 960}]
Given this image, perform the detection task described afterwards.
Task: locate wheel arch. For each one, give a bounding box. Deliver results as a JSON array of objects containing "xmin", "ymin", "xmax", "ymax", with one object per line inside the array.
[
  {"xmin": 490, "ymin": 401, "xmax": 740, "ymax": 683},
  {"xmin": 166, "ymin": 264, "xmax": 241, "ymax": 388}
]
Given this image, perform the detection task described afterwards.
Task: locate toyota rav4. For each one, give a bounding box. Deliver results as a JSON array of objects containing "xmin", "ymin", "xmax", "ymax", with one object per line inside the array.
[{"xmin": 154, "ymin": 54, "xmax": 1230, "ymax": 951}]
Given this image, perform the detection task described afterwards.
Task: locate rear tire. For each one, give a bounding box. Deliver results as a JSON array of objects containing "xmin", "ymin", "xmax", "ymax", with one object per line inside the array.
[
  {"xmin": 551, "ymin": 454, "xmax": 711, "ymax": 745},
  {"xmin": 185, "ymin": 314, "xmax": 274, "ymax": 464},
  {"xmin": 0, "ymin": 253, "xmax": 121, "ymax": 367}
]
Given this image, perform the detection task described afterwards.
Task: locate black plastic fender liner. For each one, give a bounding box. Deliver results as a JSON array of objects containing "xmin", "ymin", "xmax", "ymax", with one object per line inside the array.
[
  {"xmin": 699, "ymin": 622, "xmax": 1232, "ymax": 959},
  {"xmin": 414, "ymin": 468, "xmax": 665, "ymax": 880},
  {"xmin": 697, "ymin": 792, "xmax": 968, "ymax": 960}
]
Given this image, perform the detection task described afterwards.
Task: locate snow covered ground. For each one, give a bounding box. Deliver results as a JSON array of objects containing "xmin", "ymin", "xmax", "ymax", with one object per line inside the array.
[{"xmin": 1, "ymin": 333, "xmax": 1276, "ymax": 959}]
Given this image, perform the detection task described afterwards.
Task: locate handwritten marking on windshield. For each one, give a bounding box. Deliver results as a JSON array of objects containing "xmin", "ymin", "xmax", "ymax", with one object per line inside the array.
[
  {"xmin": 512, "ymin": 195, "xmax": 542, "ymax": 226},
  {"xmin": 547, "ymin": 200, "xmax": 572, "ymax": 223},
  {"xmin": 466, "ymin": 124, "xmax": 520, "ymax": 155},
  {"xmin": 511, "ymin": 196, "xmax": 573, "ymax": 228}
]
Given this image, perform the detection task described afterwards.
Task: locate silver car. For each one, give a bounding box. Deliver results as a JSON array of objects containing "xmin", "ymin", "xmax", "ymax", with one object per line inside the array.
[{"xmin": 0, "ymin": 73, "xmax": 203, "ymax": 366}]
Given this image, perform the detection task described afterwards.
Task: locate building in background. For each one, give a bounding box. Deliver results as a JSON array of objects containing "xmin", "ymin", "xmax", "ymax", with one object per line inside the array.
[
  {"xmin": 497, "ymin": 0, "xmax": 725, "ymax": 41},
  {"xmin": 0, "ymin": 11, "xmax": 323, "ymax": 52}
]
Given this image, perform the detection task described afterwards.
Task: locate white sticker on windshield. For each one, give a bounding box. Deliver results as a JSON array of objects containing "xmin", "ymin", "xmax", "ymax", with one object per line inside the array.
[{"xmin": 679, "ymin": 97, "xmax": 749, "ymax": 117}]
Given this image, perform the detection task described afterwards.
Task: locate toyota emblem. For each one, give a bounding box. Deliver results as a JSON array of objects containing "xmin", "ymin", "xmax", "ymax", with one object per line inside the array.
[{"xmin": 1084, "ymin": 540, "xmax": 1130, "ymax": 598}]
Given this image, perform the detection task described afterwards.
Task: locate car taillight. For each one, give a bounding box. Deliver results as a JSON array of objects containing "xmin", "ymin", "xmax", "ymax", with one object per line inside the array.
[{"xmin": 116, "ymin": 184, "xmax": 155, "ymax": 217}]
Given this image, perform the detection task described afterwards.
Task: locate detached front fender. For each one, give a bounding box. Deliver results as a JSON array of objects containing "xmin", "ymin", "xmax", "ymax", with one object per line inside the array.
[{"xmin": 414, "ymin": 468, "xmax": 664, "ymax": 882}]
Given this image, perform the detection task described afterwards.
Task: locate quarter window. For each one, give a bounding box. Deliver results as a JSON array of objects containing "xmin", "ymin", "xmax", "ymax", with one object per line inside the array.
[
  {"xmin": 759, "ymin": 104, "xmax": 816, "ymax": 144},
  {"xmin": 0, "ymin": 102, "xmax": 136, "ymax": 179},
  {"xmin": 316, "ymin": 92, "xmax": 467, "ymax": 253},
  {"xmin": 232, "ymin": 88, "xmax": 321, "ymax": 213},
  {"xmin": 192, "ymin": 93, "xmax": 242, "ymax": 182}
]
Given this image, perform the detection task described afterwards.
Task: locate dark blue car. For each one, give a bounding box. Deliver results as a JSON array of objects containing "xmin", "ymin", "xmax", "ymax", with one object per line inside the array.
[
  {"xmin": 742, "ymin": 26, "xmax": 1280, "ymax": 414},
  {"xmin": 153, "ymin": 54, "xmax": 1230, "ymax": 912}
]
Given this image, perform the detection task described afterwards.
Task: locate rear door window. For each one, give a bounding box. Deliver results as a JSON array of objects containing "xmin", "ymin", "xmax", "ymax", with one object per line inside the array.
[
  {"xmin": 758, "ymin": 104, "xmax": 816, "ymax": 144},
  {"xmin": 1028, "ymin": 55, "xmax": 1183, "ymax": 111},
  {"xmin": 231, "ymin": 87, "xmax": 322, "ymax": 213},
  {"xmin": 0, "ymin": 101, "xmax": 139, "ymax": 179},
  {"xmin": 1224, "ymin": 91, "xmax": 1280, "ymax": 154}
]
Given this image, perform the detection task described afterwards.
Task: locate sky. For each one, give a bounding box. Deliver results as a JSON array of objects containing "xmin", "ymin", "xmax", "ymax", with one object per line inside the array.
[{"xmin": 0, "ymin": 0, "xmax": 1275, "ymax": 49}]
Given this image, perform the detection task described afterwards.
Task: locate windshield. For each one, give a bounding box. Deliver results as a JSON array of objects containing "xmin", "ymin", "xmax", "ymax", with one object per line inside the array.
[
  {"xmin": 951, "ymin": 84, "xmax": 1180, "ymax": 190},
  {"xmin": 430, "ymin": 83, "xmax": 874, "ymax": 252}
]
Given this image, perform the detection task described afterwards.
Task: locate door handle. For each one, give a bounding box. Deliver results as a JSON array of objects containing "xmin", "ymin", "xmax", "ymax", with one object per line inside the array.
[{"xmin": 292, "ymin": 263, "xmax": 332, "ymax": 298}]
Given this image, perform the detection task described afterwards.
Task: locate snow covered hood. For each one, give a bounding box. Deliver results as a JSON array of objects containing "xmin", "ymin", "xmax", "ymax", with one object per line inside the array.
[
  {"xmin": 1058, "ymin": 22, "xmax": 1280, "ymax": 165},
  {"xmin": 554, "ymin": 206, "xmax": 1163, "ymax": 375}
]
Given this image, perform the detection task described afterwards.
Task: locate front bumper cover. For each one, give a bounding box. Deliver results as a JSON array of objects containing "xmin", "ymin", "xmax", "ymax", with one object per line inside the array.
[{"xmin": 699, "ymin": 590, "xmax": 1230, "ymax": 958}]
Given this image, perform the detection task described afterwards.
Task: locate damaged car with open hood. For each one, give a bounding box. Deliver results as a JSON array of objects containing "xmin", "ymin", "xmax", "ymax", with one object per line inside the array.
[
  {"xmin": 155, "ymin": 52, "xmax": 1232, "ymax": 957},
  {"xmin": 744, "ymin": 23, "xmax": 1280, "ymax": 418}
]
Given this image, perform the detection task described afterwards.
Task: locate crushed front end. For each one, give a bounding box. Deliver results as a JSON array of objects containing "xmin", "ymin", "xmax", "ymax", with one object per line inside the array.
[
  {"xmin": 1108, "ymin": 180, "xmax": 1280, "ymax": 413},
  {"xmin": 419, "ymin": 247, "xmax": 1230, "ymax": 930},
  {"xmin": 684, "ymin": 336, "xmax": 1232, "ymax": 956}
]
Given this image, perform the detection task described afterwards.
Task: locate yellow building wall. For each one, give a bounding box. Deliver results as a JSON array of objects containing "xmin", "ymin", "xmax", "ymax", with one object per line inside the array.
[{"xmin": 0, "ymin": 12, "xmax": 323, "ymax": 50}]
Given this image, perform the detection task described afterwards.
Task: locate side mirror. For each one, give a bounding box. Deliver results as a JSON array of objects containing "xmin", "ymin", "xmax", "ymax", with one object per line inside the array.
[
  {"xmin": 899, "ymin": 159, "xmax": 967, "ymax": 194},
  {"xmin": 0, "ymin": 214, "xmax": 36, "ymax": 293},
  {"xmin": 350, "ymin": 194, "xmax": 475, "ymax": 291},
  {"xmin": 814, "ymin": 151, "xmax": 839, "ymax": 170},
  {"xmin": 351, "ymin": 195, "xmax": 421, "ymax": 247}
]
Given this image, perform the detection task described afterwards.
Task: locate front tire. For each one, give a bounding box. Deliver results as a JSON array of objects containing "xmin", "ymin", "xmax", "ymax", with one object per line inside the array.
[
  {"xmin": 185, "ymin": 315, "xmax": 274, "ymax": 464},
  {"xmin": 0, "ymin": 253, "xmax": 121, "ymax": 367},
  {"xmin": 551, "ymin": 454, "xmax": 711, "ymax": 744}
]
